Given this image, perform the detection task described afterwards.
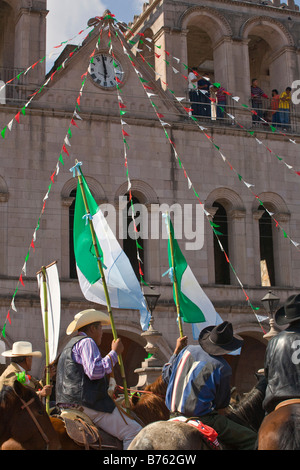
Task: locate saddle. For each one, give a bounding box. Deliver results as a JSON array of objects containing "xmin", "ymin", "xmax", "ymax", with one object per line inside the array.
[{"xmin": 56, "ymin": 408, "xmax": 123, "ymax": 450}]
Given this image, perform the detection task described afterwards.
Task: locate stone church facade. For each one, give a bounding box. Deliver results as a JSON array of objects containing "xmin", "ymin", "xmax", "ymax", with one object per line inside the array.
[{"xmin": 0, "ymin": 0, "xmax": 300, "ymax": 393}]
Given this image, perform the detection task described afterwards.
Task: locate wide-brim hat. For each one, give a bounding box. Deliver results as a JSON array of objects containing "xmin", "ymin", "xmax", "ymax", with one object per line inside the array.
[
  {"xmin": 275, "ymin": 294, "xmax": 300, "ymax": 326},
  {"xmin": 66, "ymin": 308, "xmax": 110, "ymax": 335},
  {"xmin": 198, "ymin": 321, "xmax": 243, "ymax": 356},
  {"xmin": 2, "ymin": 341, "xmax": 42, "ymax": 358}
]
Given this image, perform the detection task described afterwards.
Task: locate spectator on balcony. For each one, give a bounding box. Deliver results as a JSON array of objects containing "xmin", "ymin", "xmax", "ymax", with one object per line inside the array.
[
  {"xmin": 215, "ymin": 85, "xmax": 227, "ymax": 119},
  {"xmin": 251, "ymin": 79, "xmax": 268, "ymax": 125},
  {"xmin": 279, "ymin": 87, "xmax": 291, "ymax": 131},
  {"xmin": 271, "ymin": 89, "xmax": 280, "ymax": 126},
  {"xmin": 188, "ymin": 67, "xmax": 200, "ymax": 116},
  {"xmin": 198, "ymin": 74, "xmax": 211, "ymax": 117}
]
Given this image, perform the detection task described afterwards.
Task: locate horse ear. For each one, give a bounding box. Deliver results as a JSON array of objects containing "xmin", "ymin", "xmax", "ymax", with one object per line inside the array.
[{"xmin": 131, "ymin": 392, "xmax": 140, "ymax": 406}]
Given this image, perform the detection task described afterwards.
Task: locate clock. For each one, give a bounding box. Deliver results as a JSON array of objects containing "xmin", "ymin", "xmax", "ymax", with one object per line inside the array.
[{"xmin": 88, "ymin": 54, "xmax": 124, "ymax": 89}]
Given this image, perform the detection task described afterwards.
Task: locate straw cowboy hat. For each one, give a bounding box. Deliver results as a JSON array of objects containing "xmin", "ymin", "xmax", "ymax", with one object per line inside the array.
[
  {"xmin": 2, "ymin": 341, "xmax": 42, "ymax": 358},
  {"xmin": 198, "ymin": 321, "xmax": 243, "ymax": 356},
  {"xmin": 275, "ymin": 294, "xmax": 300, "ymax": 326},
  {"xmin": 66, "ymin": 308, "xmax": 111, "ymax": 335}
]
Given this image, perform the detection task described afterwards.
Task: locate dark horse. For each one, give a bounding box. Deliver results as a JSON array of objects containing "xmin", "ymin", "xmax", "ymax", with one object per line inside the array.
[
  {"xmin": 258, "ymin": 400, "xmax": 300, "ymax": 450},
  {"xmin": 0, "ymin": 380, "xmax": 61, "ymax": 450}
]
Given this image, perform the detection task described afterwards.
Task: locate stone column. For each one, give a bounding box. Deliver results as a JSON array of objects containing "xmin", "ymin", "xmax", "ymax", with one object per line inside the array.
[{"xmin": 134, "ymin": 315, "xmax": 163, "ymax": 388}]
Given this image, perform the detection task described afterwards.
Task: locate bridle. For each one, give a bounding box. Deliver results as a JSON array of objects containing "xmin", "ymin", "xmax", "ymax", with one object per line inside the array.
[{"xmin": 16, "ymin": 392, "xmax": 51, "ymax": 450}]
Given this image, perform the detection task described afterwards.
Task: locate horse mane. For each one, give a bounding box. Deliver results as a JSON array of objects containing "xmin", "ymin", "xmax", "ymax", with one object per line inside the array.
[
  {"xmin": 226, "ymin": 377, "xmax": 267, "ymax": 432},
  {"xmin": 144, "ymin": 375, "xmax": 168, "ymax": 396},
  {"xmin": 129, "ymin": 375, "xmax": 170, "ymax": 426},
  {"xmin": 278, "ymin": 410, "xmax": 300, "ymax": 450}
]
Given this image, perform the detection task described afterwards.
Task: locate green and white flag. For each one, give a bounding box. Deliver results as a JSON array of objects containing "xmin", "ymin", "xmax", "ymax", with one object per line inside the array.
[
  {"xmin": 74, "ymin": 172, "xmax": 151, "ymax": 330},
  {"xmin": 164, "ymin": 214, "xmax": 222, "ymax": 338}
]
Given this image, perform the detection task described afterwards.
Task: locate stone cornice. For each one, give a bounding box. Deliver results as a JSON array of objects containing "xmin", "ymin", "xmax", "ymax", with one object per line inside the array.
[{"xmin": 127, "ymin": 0, "xmax": 300, "ymax": 36}]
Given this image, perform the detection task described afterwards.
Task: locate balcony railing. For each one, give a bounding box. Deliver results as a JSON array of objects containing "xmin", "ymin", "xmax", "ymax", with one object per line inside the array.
[{"xmin": 185, "ymin": 93, "xmax": 300, "ymax": 135}]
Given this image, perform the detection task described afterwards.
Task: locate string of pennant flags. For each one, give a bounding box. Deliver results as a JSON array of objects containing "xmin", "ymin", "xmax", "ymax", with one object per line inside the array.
[
  {"xmin": 1, "ymin": 12, "xmax": 296, "ymax": 337},
  {"xmin": 123, "ymin": 22, "xmax": 300, "ymax": 158},
  {"xmin": 0, "ymin": 22, "xmax": 106, "ymax": 339},
  {"xmin": 110, "ymin": 22, "xmax": 269, "ymax": 330},
  {"xmin": 0, "ymin": 23, "xmax": 94, "ymax": 104},
  {"xmin": 106, "ymin": 28, "xmax": 148, "ymax": 290},
  {"xmin": 113, "ymin": 20, "xmax": 300, "ymax": 253}
]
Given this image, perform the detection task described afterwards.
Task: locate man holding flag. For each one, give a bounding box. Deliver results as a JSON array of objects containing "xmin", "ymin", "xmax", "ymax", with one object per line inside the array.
[{"xmin": 162, "ymin": 322, "xmax": 258, "ymax": 450}]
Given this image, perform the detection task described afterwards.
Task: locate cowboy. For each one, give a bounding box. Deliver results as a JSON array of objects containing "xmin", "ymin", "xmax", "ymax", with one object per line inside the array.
[
  {"xmin": 162, "ymin": 321, "xmax": 258, "ymax": 450},
  {"xmin": 55, "ymin": 309, "xmax": 142, "ymax": 450},
  {"xmin": 263, "ymin": 294, "xmax": 300, "ymax": 413},
  {"xmin": 0, "ymin": 341, "xmax": 52, "ymax": 399}
]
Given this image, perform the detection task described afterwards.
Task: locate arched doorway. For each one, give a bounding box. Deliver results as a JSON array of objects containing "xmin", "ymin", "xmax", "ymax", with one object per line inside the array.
[
  {"xmin": 100, "ymin": 332, "xmax": 146, "ymax": 388},
  {"xmin": 226, "ymin": 334, "xmax": 266, "ymax": 395}
]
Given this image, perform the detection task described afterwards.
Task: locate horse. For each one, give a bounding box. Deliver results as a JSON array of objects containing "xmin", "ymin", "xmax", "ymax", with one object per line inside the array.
[
  {"xmin": 0, "ymin": 380, "xmax": 61, "ymax": 450},
  {"xmin": 128, "ymin": 376, "xmax": 267, "ymax": 450},
  {"xmin": 258, "ymin": 400, "xmax": 300, "ymax": 450},
  {"xmin": 128, "ymin": 375, "xmax": 170, "ymax": 425},
  {"xmin": 128, "ymin": 420, "xmax": 217, "ymax": 450}
]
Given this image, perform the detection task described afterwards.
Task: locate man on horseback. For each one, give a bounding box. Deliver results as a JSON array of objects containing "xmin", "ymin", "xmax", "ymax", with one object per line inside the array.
[
  {"xmin": 263, "ymin": 294, "xmax": 300, "ymax": 413},
  {"xmin": 55, "ymin": 309, "xmax": 142, "ymax": 450},
  {"xmin": 0, "ymin": 341, "xmax": 52, "ymax": 399},
  {"xmin": 162, "ymin": 321, "xmax": 258, "ymax": 450}
]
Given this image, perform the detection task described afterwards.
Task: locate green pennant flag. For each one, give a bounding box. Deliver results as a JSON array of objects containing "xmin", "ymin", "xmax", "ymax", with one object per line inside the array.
[{"xmin": 166, "ymin": 217, "xmax": 217, "ymax": 324}]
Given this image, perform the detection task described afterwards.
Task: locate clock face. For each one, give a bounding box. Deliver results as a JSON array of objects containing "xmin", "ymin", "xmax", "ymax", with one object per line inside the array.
[{"xmin": 89, "ymin": 54, "xmax": 124, "ymax": 89}]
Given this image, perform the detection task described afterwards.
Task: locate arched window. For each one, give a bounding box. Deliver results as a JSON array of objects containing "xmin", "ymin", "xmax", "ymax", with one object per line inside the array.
[
  {"xmin": 213, "ymin": 201, "xmax": 230, "ymax": 285},
  {"xmin": 123, "ymin": 194, "xmax": 144, "ymax": 280},
  {"xmin": 69, "ymin": 189, "xmax": 77, "ymax": 279},
  {"xmin": 258, "ymin": 207, "xmax": 275, "ymax": 286}
]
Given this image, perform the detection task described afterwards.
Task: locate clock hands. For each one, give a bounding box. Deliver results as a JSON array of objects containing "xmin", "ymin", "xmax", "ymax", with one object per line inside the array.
[{"xmin": 101, "ymin": 55, "xmax": 108, "ymax": 80}]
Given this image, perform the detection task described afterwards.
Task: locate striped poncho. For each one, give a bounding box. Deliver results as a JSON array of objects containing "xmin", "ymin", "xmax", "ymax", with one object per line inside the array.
[{"xmin": 162, "ymin": 345, "xmax": 232, "ymax": 417}]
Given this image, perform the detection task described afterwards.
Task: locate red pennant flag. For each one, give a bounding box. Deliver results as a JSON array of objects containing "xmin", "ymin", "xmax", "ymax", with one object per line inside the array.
[
  {"xmin": 19, "ymin": 274, "xmax": 25, "ymax": 286},
  {"xmin": 77, "ymin": 96, "xmax": 81, "ymax": 106},
  {"xmin": 50, "ymin": 171, "xmax": 56, "ymax": 183},
  {"xmin": 139, "ymin": 266, "xmax": 144, "ymax": 276},
  {"xmin": 7, "ymin": 311, "xmax": 11, "ymax": 325},
  {"xmin": 62, "ymin": 144, "xmax": 69, "ymax": 156},
  {"xmin": 122, "ymin": 130, "xmax": 130, "ymax": 137},
  {"xmin": 71, "ymin": 118, "xmax": 79, "ymax": 127},
  {"xmin": 119, "ymin": 103, "xmax": 127, "ymax": 109},
  {"xmin": 30, "ymin": 239, "xmax": 35, "ymax": 251},
  {"xmin": 15, "ymin": 112, "xmax": 21, "ymax": 123}
]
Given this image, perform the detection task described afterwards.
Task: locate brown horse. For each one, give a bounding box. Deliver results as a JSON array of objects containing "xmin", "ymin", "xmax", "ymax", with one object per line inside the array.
[
  {"xmin": 0, "ymin": 380, "xmax": 61, "ymax": 450},
  {"xmin": 128, "ymin": 375, "xmax": 170, "ymax": 425},
  {"xmin": 258, "ymin": 401, "xmax": 300, "ymax": 450}
]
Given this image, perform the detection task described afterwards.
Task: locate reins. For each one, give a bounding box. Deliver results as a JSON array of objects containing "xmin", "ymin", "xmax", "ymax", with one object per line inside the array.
[
  {"xmin": 116, "ymin": 385, "xmax": 165, "ymax": 400},
  {"xmin": 15, "ymin": 391, "xmax": 51, "ymax": 449}
]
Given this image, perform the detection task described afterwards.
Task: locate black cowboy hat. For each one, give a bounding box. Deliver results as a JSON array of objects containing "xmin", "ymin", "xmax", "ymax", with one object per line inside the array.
[
  {"xmin": 198, "ymin": 321, "xmax": 243, "ymax": 356},
  {"xmin": 275, "ymin": 294, "xmax": 300, "ymax": 326}
]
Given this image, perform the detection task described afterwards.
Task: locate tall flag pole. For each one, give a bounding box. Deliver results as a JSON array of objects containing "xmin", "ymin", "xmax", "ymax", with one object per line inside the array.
[
  {"xmin": 37, "ymin": 261, "xmax": 61, "ymax": 414},
  {"xmin": 164, "ymin": 213, "xmax": 184, "ymax": 338},
  {"xmin": 73, "ymin": 160, "xmax": 131, "ymax": 411}
]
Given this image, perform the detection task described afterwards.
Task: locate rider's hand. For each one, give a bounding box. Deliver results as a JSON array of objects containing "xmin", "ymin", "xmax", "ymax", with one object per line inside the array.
[
  {"xmin": 174, "ymin": 336, "xmax": 188, "ymax": 355},
  {"xmin": 112, "ymin": 338, "xmax": 124, "ymax": 356},
  {"xmin": 39, "ymin": 385, "xmax": 52, "ymax": 398}
]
